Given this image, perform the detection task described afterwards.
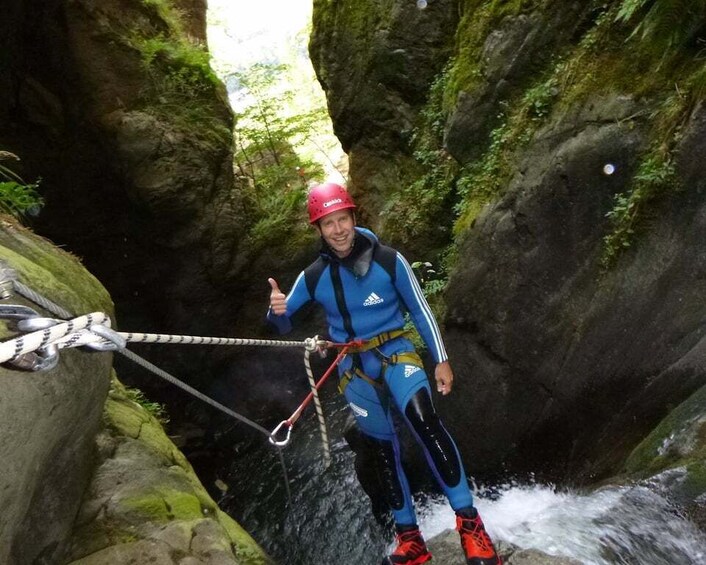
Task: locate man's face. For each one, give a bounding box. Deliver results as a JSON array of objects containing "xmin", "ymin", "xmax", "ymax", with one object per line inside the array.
[{"xmin": 316, "ymin": 209, "xmax": 356, "ymax": 258}]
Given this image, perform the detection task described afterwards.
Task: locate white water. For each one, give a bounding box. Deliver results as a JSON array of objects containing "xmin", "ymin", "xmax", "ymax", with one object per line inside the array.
[
  {"xmin": 416, "ymin": 481, "xmax": 706, "ymax": 564},
  {"xmin": 221, "ymin": 392, "xmax": 706, "ymax": 564}
]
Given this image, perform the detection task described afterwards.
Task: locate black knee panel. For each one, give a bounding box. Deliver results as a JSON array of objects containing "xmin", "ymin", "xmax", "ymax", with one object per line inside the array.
[
  {"xmin": 404, "ymin": 389, "xmax": 461, "ymax": 487},
  {"xmin": 367, "ymin": 436, "xmax": 406, "ymax": 510}
]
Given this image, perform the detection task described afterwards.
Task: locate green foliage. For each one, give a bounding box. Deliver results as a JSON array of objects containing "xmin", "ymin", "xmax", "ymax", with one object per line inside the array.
[
  {"xmin": 687, "ymin": 62, "xmax": 706, "ymax": 101},
  {"xmin": 404, "ymin": 261, "xmax": 449, "ymax": 352},
  {"xmin": 600, "ymin": 66, "xmax": 699, "ymax": 268},
  {"xmin": 616, "ymin": 0, "xmax": 706, "ymax": 55},
  {"xmin": 0, "ymin": 152, "xmax": 43, "ymax": 219},
  {"xmin": 136, "ymin": 34, "xmax": 220, "ymax": 100},
  {"xmin": 523, "ymin": 76, "xmax": 560, "ymax": 120},
  {"xmin": 118, "ymin": 1, "xmax": 226, "ymax": 138},
  {"xmin": 601, "ymin": 154, "xmax": 677, "ymax": 268},
  {"xmin": 124, "ymin": 386, "xmax": 170, "ymax": 424},
  {"xmin": 380, "ymin": 65, "xmax": 458, "ymax": 246},
  {"xmin": 454, "ymin": 74, "xmax": 559, "ymax": 235},
  {"xmin": 233, "ymin": 62, "xmax": 326, "ymax": 250},
  {"xmin": 142, "ymin": 0, "xmax": 185, "ymax": 35},
  {"xmin": 144, "ymin": 46, "xmax": 228, "ymax": 145},
  {"xmin": 453, "ymin": 119, "xmax": 509, "ymax": 229},
  {"xmin": 0, "ymin": 182, "xmax": 43, "ymax": 218},
  {"xmin": 411, "ymin": 261, "xmax": 447, "ymax": 299},
  {"xmin": 420, "ymin": 69, "xmax": 452, "ymax": 141}
]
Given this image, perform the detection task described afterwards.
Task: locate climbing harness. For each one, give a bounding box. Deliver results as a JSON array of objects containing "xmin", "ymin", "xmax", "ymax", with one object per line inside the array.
[
  {"xmin": 337, "ymin": 350, "xmax": 424, "ymax": 395},
  {"xmin": 335, "ymin": 329, "xmax": 424, "ymax": 396}
]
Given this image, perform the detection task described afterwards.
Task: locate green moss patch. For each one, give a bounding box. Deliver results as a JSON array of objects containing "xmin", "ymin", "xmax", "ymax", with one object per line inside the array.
[
  {"xmin": 0, "ymin": 219, "xmax": 113, "ymax": 325},
  {"xmin": 85, "ymin": 374, "xmax": 272, "ymax": 563},
  {"xmin": 447, "ymin": 0, "xmax": 550, "ymax": 107},
  {"xmin": 625, "ymin": 384, "xmax": 706, "ymax": 477},
  {"xmin": 216, "ymin": 509, "xmax": 272, "ymax": 565},
  {"xmin": 119, "ymin": 488, "xmax": 203, "ymax": 522}
]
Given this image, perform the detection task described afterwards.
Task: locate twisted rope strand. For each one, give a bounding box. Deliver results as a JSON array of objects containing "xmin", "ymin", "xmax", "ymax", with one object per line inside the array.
[{"xmin": 304, "ymin": 347, "xmax": 332, "ymax": 468}]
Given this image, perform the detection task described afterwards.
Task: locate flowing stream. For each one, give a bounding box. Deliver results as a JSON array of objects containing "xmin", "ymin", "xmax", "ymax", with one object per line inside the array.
[{"xmin": 218, "ymin": 393, "xmax": 706, "ymax": 564}]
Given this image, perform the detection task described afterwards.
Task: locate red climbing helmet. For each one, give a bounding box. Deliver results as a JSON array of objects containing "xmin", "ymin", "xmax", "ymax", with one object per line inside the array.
[{"xmin": 307, "ymin": 182, "xmax": 356, "ymax": 224}]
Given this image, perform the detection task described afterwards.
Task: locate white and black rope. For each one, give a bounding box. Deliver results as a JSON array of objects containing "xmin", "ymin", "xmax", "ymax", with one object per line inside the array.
[
  {"xmin": 0, "ymin": 312, "xmax": 111, "ymax": 363},
  {"xmin": 303, "ymin": 346, "xmax": 332, "ymax": 469}
]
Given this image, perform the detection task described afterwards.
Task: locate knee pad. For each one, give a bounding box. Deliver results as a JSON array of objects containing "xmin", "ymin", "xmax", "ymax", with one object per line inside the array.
[{"xmin": 404, "ymin": 388, "xmax": 461, "ymax": 487}]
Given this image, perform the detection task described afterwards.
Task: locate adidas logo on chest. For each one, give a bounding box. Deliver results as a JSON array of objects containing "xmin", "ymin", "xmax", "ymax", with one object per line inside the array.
[{"xmin": 363, "ymin": 292, "xmax": 384, "ymax": 306}]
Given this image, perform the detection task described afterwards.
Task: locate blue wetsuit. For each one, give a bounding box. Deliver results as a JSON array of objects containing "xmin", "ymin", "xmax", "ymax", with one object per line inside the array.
[{"xmin": 268, "ymin": 227, "xmax": 473, "ymax": 525}]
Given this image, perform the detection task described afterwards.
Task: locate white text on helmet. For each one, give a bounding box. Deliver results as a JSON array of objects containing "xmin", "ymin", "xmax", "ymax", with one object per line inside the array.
[{"xmin": 323, "ymin": 198, "xmax": 343, "ymax": 208}]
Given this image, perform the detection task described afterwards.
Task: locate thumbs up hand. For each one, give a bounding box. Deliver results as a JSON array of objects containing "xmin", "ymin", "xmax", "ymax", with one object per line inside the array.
[{"xmin": 268, "ymin": 278, "xmax": 287, "ymax": 316}]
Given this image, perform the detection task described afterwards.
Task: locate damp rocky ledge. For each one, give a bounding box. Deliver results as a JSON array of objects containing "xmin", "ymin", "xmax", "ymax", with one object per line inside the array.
[
  {"xmin": 427, "ymin": 532, "xmax": 581, "ymax": 565},
  {"xmin": 64, "ymin": 375, "xmax": 272, "ymax": 565}
]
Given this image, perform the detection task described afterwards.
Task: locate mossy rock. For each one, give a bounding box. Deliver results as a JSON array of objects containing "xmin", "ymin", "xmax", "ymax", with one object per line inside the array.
[
  {"xmin": 625, "ymin": 383, "xmax": 706, "ymax": 477},
  {"xmin": 0, "ymin": 218, "xmax": 113, "ymax": 323},
  {"xmin": 68, "ymin": 373, "xmax": 272, "ymax": 564},
  {"xmin": 118, "ymin": 488, "xmax": 204, "ymax": 522}
]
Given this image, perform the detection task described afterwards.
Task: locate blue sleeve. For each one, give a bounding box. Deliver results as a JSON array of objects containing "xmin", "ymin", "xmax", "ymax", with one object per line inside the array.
[
  {"xmin": 266, "ymin": 270, "xmax": 312, "ymax": 334},
  {"xmin": 394, "ymin": 253, "xmax": 448, "ymax": 363}
]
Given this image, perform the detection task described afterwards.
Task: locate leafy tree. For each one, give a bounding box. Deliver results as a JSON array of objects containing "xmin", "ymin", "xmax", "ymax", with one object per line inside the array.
[
  {"xmin": 232, "ymin": 62, "xmax": 327, "ymax": 185},
  {"xmin": 230, "ymin": 62, "xmax": 329, "ymax": 247}
]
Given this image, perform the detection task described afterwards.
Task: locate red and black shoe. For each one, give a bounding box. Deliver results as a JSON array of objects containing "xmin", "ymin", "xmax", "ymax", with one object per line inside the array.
[
  {"xmin": 456, "ymin": 508, "xmax": 502, "ymax": 565},
  {"xmin": 382, "ymin": 525, "xmax": 432, "ymax": 565}
]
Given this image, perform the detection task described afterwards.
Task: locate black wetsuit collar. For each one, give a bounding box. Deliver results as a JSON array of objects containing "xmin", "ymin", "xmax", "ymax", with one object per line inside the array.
[{"xmin": 320, "ymin": 230, "xmax": 376, "ymax": 278}]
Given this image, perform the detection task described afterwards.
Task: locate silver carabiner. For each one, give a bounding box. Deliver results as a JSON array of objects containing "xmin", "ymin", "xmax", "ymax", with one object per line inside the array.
[
  {"xmin": 7, "ymin": 344, "xmax": 60, "ymax": 372},
  {"xmin": 84, "ymin": 324, "xmax": 126, "ymax": 352},
  {"xmin": 2, "ymin": 310, "xmax": 60, "ymax": 372},
  {"xmin": 0, "ymin": 304, "xmax": 41, "ymax": 322},
  {"xmin": 16, "ymin": 316, "xmax": 61, "ymax": 332},
  {"xmin": 269, "ymin": 420, "xmax": 293, "ymax": 447}
]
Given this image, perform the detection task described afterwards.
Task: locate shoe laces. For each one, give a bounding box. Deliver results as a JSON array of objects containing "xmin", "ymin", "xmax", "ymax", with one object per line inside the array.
[
  {"xmin": 457, "ymin": 515, "xmax": 495, "ymax": 557},
  {"xmin": 392, "ymin": 530, "xmax": 426, "ymax": 557}
]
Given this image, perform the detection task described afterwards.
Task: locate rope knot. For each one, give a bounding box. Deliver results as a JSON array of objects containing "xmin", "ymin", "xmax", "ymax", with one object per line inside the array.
[{"xmin": 304, "ymin": 335, "xmax": 330, "ymax": 358}]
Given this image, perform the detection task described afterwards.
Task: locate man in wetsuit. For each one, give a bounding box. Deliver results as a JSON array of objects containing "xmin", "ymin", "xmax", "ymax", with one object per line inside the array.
[{"xmin": 267, "ymin": 182, "xmax": 501, "ymax": 565}]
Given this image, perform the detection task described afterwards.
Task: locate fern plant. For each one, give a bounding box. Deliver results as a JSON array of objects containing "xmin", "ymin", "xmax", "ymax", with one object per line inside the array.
[
  {"xmin": 616, "ymin": 0, "xmax": 706, "ymax": 53},
  {"xmin": 0, "ymin": 152, "xmax": 43, "ymax": 219}
]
